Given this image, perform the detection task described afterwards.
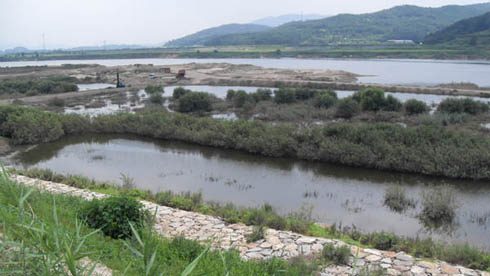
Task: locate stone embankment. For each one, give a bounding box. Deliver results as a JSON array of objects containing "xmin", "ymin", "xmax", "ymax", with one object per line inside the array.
[{"xmin": 10, "ymin": 174, "xmax": 490, "ymax": 276}]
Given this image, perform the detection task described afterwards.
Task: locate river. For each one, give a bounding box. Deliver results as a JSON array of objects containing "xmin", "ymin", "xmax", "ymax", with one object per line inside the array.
[
  {"xmin": 2, "ymin": 58, "xmax": 490, "ymax": 87},
  {"xmin": 8, "ymin": 134, "xmax": 490, "ymax": 249}
]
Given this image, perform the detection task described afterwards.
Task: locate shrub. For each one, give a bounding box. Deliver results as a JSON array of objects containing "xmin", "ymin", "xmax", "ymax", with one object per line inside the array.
[
  {"xmin": 48, "ymin": 97, "xmax": 65, "ymax": 107},
  {"xmin": 172, "ymin": 87, "xmax": 191, "ymax": 99},
  {"xmin": 245, "ymin": 226, "xmax": 265, "ymax": 243},
  {"xmin": 438, "ymin": 98, "xmax": 489, "ymax": 115},
  {"xmin": 404, "ymin": 99, "xmax": 429, "ymax": 115},
  {"xmin": 335, "ymin": 98, "xmax": 360, "ymax": 119},
  {"xmin": 370, "ymin": 232, "xmax": 398, "ymax": 250},
  {"xmin": 420, "ymin": 186, "xmax": 459, "ymax": 225},
  {"xmin": 383, "ymin": 186, "xmax": 415, "ymax": 212},
  {"xmin": 177, "ymin": 92, "xmax": 213, "ymax": 113},
  {"xmin": 355, "ymin": 88, "xmax": 386, "ymax": 111},
  {"xmin": 79, "ymin": 196, "xmax": 147, "ymax": 239},
  {"xmin": 383, "ymin": 95, "xmax": 402, "ymax": 112},
  {"xmin": 233, "ymin": 90, "xmax": 252, "ymax": 108},
  {"xmin": 226, "ymin": 89, "xmax": 236, "ymax": 100},
  {"xmin": 4, "ymin": 108, "xmax": 64, "ymax": 144},
  {"xmin": 148, "ymin": 93, "xmax": 164, "ymax": 105},
  {"xmin": 145, "ymin": 85, "xmax": 163, "ymax": 94},
  {"xmin": 322, "ymin": 244, "xmax": 350, "ymax": 265},
  {"xmin": 314, "ymin": 93, "xmax": 337, "ymax": 109},
  {"xmin": 274, "ymin": 88, "xmax": 296, "ymax": 104},
  {"xmin": 251, "ymin": 89, "xmax": 273, "ymax": 102}
]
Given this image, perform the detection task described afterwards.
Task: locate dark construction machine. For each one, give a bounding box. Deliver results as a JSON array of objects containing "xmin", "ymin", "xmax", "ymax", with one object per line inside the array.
[{"xmin": 116, "ymin": 70, "xmax": 125, "ymax": 88}]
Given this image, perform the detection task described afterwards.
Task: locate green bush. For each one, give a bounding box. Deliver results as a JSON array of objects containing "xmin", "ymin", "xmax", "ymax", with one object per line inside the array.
[
  {"xmin": 149, "ymin": 93, "xmax": 164, "ymax": 104},
  {"xmin": 354, "ymin": 88, "xmax": 386, "ymax": 111},
  {"xmin": 438, "ymin": 98, "xmax": 489, "ymax": 115},
  {"xmin": 48, "ymin": 97, "xmax": 65, "ymax": 107},
  {"xmin": 314, "ymin": 93, "xmax": 337, "ymax": 109},
  {"xmin": 404, "ymin": 99, "xmax": 429, "ymax": 115},
  {"xmin": 335, "ymin": 98, "xmax": 361, "ymax": 118},
  {"xmin": 79, "ymin": 196, "xmax": 147, "ymax": 239},
  {"xmin": 226, "ymin": 89, "xmax": 236, "ymax": 100},
  {"xmin": 245, "ymin": 226, "xmax": 265, "ymax": 243},
  {"xmin": 172, "ymin": 87, "xmax": 191, "ymax": 99},
  {"xmin": 145, "ymin": 85, "xmax": 163, "ymax": 94},
  {"xmin": 322, "ymin": 244, "xmax": 350, "ymax": 265},
  {"xmin": 420, "ymin": 186, "xmax": 459, "ymax": 225},
  {"xmin": 370, "ymin": 233, "xmax": 398, "ymax": 250},
  {"xmin": 177, "ymin": 92, "xmax": 213, "ymax": 113},
  {"xmin": 4, "ymin": 108, "xmax": 64, "ymax": 144},
  {"xmin": 251, "ymin": 89, "xmax": 273, "ymax": 102},
  {"xmin": 383, "ymin": 95, "xmax": 403, "ymax": 111},
  {"xmin": 233, "ymin": 90, "xmax": 253, "ymax": 108},
  {"xmin": 274, "ymin": 88, "xmax": 296, "ymax": 104}
]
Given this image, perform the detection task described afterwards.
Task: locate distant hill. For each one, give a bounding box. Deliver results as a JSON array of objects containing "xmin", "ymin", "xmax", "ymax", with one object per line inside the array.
[
  {"xmin": 424, "ymin": 12, "xmax": 490, "ymax": 46},
  {"xmin": 165, "ymin": 24, "xmax": 271, "ymax": 47},
  {"xmin": 251, "ymin": 14, "xmax": 328, "ymax": 27},
  {"xmin": 201, "ymin": 3, "xmax": 490, "ymax": 46}
]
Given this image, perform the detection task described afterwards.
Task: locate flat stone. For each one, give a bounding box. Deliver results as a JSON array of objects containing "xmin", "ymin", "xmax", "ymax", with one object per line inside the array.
[
  {"xmin": 247, "ymin": 247, "xmax": 262, "ymax": 253},
  {"xmin": 246, "ymin": 252, "xmax": 263, "ymax": 259},
  {"xmin": 394, "ymin": 260, "xmax": 414, "ymax": 267},
  {"xmin": 401, "ymin": 272, "xmax": 413, "ymax": 276},
  {"xmin": 396, "ymin": 253, "xmax": 414, "ymax": 263},
  {"xmin": 459, "ymin": 268, "xmax": 477, "ymax": 276},
  {"xmin": 260, "ymin": 249, "xmax": 273, "ymax": 256},
  {"xmin": 296, "ymin": 237, "xmax": 316, "ymax": 244},
  {"xmin": 365, "ymin": 255, "xmax": 382, "ymax": 262},
  {"xmin": 382, "ymin": 258, "xmax": 392, "ymax": 264},
  {"xmin": 481, "ymin": 272, "xmax": 490, "ymax": 276},
  {"xmin": 272, "ymin": 243, "xmax": 284, "ymax": 250},
  {"xmin": 410, "ymin": 266, "xmax": 425, "ymax": 274},
  {"xmin": 394, "ymin": 266, "xmax": 411, "ymax": 272},
  {"xmin": 260, "ymin": 242, "xmax": 272, "ymax": 248},
  {"xmin": 387, "ymin": 268, "xmax": 401, "ymax": 276},
  {"xmin": 311, "ymin": 243, "xmax": 323, "ymax": 252},
  {"xmin": 440, "ymin": 264, "xmax": 459, "ymax": 274},
  {"xmin": 284, "ymin": 244, "xmax": 297, "ymax": 252},
  {"xmin": 364, "ymin": 248, "xmax": 382, "ymax": 256},
  {"xmin": 380, "ymin": 263, "xmax": 392, "ymax": 269},
  {"xmin": 268, "ymin": 236, "xmax": 281, "ymax": 245},
  {"xmin": 417, "ymin": 261, "xmax": 438, "ymax": 269}
]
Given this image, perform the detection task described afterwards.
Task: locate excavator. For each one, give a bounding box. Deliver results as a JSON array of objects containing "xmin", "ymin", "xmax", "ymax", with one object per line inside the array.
[{"xmin": 116, "ymin": 70, "xmax": 125, "ymax": 88}]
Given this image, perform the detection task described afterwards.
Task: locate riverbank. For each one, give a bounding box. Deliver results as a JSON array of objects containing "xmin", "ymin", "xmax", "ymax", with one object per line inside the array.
[
  {"xmin": 8, "ymin": 173, "xmax": 490, "ymax": 275},
  {"xmin": 1, "ymin": 46, "xmax": 489, "ymax": 62},
  {"xmin": 2, "ymin": 105, "xmax": 489, "ymax": 180}
]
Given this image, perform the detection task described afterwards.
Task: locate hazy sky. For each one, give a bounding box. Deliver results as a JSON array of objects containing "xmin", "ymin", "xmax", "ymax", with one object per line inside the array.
[{"xmin": 0, "ymin": 0, "xmax": 488, "ymax": 49}]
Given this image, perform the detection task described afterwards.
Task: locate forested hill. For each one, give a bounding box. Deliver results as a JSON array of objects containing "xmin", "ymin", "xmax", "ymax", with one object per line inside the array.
[
  {"xmin": 198, "ymin": 3, "xmax": 490, "ymax": 46},
  {"xmin": 165, "ymin": 24, "xmax": 271, "ymax": 47},
  {"xmin": 424, "ymin": 12, "xmax": 490, "ymax": 46}
]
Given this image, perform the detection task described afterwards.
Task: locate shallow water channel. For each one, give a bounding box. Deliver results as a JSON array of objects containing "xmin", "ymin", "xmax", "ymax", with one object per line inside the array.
[{"xmin": 9, "ymin": 134, "xmax": 490, "ymax": 249}]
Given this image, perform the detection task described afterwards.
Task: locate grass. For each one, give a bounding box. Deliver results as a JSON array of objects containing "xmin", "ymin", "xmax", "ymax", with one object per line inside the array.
[
  {"xmin": 383, "ymin": 185, "xmax": 416, "ymax": 212},
  {"xmin": 11, "ymin": 168, "xmax": 490, "ymax": 271},
  {"xmin": 0, "ymin": 170, "xmax": 326, "ymax": 275},
  {"xmin": 420, "ymin": 185, "xmax": 459, "ymax": 226}
]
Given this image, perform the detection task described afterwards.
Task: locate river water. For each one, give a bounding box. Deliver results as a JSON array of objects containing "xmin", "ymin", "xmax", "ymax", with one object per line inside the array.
[
  {"xmin": 9, "ymin": 134, "xmax": 490, "ymax": 249},
  {"xmin": 2, "ymin": 58, "xmax": 490, "ymax": 87}
]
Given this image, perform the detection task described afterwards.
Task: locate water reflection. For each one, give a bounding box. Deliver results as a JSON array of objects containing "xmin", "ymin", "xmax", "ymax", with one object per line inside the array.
[{"xmin": 8, "ymin": 134, "xmax": 490, "ymax": 249}]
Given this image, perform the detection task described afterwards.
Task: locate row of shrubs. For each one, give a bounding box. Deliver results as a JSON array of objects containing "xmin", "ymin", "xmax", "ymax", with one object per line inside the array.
[
  {"xmin": 14, "ymin": 168, "xmax": 490, "ymax": 271},
  {"xmin": 0, "ymin": 76, "xmax": 79, "ymax": 96},
  {"xmin": 2, "ymin": 105, "xmax": 490, "ymax": 179}
]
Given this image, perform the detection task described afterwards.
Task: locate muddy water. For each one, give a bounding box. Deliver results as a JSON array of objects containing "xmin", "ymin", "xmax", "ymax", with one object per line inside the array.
[
  {"xmin": 77, "ymin": 83, "xmax": 115, "ymax": 91},
  {"xmin": 2, "ymin": 58, "xmax": 490, "ymax": 87},
  {"xmin": 9, "ymin": 134, "xmax": 490, "ymax": 249}
]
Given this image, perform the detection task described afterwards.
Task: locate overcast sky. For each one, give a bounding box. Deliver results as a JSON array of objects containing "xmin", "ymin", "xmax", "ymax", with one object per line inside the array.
[{"xmin": 0, "ymin": 0, "xmax": 488, "ymax": 50}]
